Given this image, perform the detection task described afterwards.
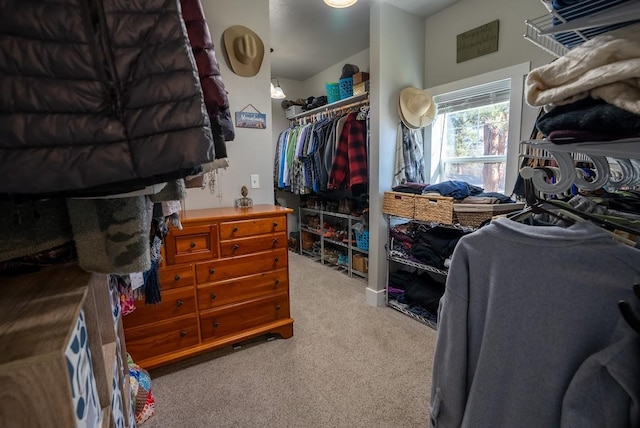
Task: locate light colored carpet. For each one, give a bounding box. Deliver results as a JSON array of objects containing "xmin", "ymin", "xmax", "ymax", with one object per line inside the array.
[{"xmin": 141, "ymin": 252, "xmax": 437, "ymax": 428}]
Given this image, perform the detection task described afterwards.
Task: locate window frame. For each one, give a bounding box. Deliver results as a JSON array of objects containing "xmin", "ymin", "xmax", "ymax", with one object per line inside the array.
[{"xmin": 424, "ymin": 62, "xmax": 530, "ymax": 195}]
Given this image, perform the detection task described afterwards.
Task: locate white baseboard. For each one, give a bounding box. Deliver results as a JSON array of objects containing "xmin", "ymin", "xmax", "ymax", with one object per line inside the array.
[{"xmin": 365, "ymin": 287, "xmax": 386, "ymax": 307}]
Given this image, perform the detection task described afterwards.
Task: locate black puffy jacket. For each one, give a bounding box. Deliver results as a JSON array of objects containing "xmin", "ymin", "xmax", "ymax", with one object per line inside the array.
[{"xmin": 0, "ymin": 0, "xmax": 214, "ymax": 196}]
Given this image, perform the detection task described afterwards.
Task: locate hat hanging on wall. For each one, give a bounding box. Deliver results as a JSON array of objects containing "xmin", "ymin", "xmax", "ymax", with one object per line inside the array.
[
  {"xmin": 398, "ymin": 87, "xmax": 436, "ymax": 129},
  {"xmin": 223, "ymin": 25, "xmax": 264, "ymax": 77}
]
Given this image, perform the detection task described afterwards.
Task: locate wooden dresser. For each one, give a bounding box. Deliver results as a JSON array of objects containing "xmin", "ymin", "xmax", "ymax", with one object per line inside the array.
[{"xmin": 123, "ymin": 205, "xmax": 294, "ymax": 369}]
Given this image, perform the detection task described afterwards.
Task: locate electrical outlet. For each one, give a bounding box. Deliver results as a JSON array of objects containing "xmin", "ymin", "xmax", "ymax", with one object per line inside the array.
[{"xmin": 250, "ymin": 174, "xmax": 260, "ymax": 189}]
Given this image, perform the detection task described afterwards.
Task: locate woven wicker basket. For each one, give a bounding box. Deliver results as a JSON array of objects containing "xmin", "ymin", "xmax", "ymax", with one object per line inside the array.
[
  {"xmin": 414, "ymin": 195, "xmax": 454, "ymax": 224},
  {"xmin": 382, "ymin": 192, "xmax": 415, "ymax": 218},
  {"xmin": 453, "ymin": 203, "xmax": 525, "ymax": 228}
]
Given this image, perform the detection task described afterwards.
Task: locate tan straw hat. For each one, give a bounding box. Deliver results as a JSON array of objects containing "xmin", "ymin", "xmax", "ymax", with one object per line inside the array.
[
  {"xmin": 223, "ymin": 25, "xmax": 264, "ymax": 77},
  {"xmin": 398, "ymin": 87, "xmax": 436, "ymax": 129}
]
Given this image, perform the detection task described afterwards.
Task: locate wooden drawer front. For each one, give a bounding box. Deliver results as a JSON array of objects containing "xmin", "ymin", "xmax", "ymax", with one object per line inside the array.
[
  {"xmin": 196, "ymin": 249, "xmax": 287, "ymax": 284},
  {"xmin": 165, "ymin": 225, "xmax": 219, "ymax": 265},
  {"xmin": 219, "ymin": 216, "xmax": 287, "ymax": 239},
  {"xmin": 197, "ymin": 269, "xmax": 288, "ymax": 310},
  {"xmin": 200, "ymin": 293, "xmax": 290, "ymax": 340},
  {"xmin": 122, "ymin": 287, "xmax": 196, "ymax": 329},
  {"xmin": 220, "ymin": 232, "xmax": 287, "ymax": 257},
  {"xmin": 124, "ymin": 316, "xmax": 199, "ymax": 362},
  {"xmin": 158, "ymin": 264, "xmax": 195, "ymax": 290}
]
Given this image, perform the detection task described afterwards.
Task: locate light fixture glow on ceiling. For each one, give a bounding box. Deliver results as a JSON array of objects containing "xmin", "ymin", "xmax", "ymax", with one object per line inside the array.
[{"xmin": 323, "ymin": 0, "xmax": 358, "ymax": 8}]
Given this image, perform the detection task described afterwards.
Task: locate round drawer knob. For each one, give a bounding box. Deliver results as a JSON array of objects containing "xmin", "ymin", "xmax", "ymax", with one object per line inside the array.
[
  {"xmin": 210, "ymin": 293, "xmax": 217, "ymax": 300},
  {"xmin": 274, "ymin": 279, "xmax": 280, "ymax": 286},
  {"xmin": 275, "ymin": 305, "xmax": 281, "ymax": 310},
  {"xmin": 179, "ymin": 331, "xmax": 187, "ymax": 337},
  {"xmin": 274, "ymin": 257, "xmax": 279, "ymax": 263},
  {"xmin": 232, "ymin": 227, "xmax": 238, "ymax": 233},
  {"xmin": 189, "ymin": 241, "xmax": 196, "ymax": 248},
  {"xmin": 213, "ymin": 321, "xmax": 220, "ymax": 328},
  {"xmin": 176, "ymin": 300, "xmax": 184, "ymax": 307},
  {"xmin": 232, "ymin": 244, "xmax": 239, "ymax": 252},
  {"xmin": 272, "ymin": 239, "xmax": 278, "ymax": 245},
  {"xmin": 209, "ymin": 268, "xmax": 215, "ymax": 275},
  {"xmin": 272, "ymin": 222, "xmax": 278, "ymax": 228},
  {"xmin": 174, "ymin": 274, "xmax": 181, "ymax": 281}
]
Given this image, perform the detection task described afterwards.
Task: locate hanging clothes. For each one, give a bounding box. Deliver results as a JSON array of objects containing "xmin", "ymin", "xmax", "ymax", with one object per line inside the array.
[
  {"xmin": 327, "ymin": 112, "xmax": 368, "ymax": 190},
  {"xmin": 394, "ymin": 122, "xmax": 426, "ymax": 186},
  {"xmin": 274, "ymin": 105, "xmax": 369, "ymax": 195},
  {"xmin": 429, "ymin": 217, "xmax": 640, "ymax": 428}
]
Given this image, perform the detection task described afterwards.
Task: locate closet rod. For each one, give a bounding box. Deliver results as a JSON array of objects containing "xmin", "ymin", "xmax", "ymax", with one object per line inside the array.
[
  {"xmin": 288, "ymin": 93, "xmax": 369, "ymax": 120},
  {"xmin": 290, "ymin": 98, "xmax": 369, "ymax": 125}
]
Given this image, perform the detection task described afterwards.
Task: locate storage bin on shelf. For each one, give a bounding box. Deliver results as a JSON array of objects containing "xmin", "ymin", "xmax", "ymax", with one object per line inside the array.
[
  {"xmin": 414, "ymin": 194, "xmax": 455, "ymax": 224},
  {"xmin": 382, "ymin": 191, "xmax": 415, "ymax": 218},
  {"xmin": 325, "ymin": 82, "xmax": 340, "ymax": 104},
  {"xmin": 355, "ymin": 229, "xmax": 369, "ymax": 251},
  {"xmin": 353, "ymin": 81, "xmax": 370, "ymax": 96},
  {"xmin": 339, "ymin": 77, "xmax": 353, "ymax": 99}
]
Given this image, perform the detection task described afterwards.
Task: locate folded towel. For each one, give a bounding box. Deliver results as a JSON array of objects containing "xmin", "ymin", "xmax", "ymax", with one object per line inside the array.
[
  {"xmin": 526, "ymin": 23, "xmax": 640, "ymax": 115},
  {"xmin": 536, "ymin": 97, "xmax": 640, "ymax": 136}
]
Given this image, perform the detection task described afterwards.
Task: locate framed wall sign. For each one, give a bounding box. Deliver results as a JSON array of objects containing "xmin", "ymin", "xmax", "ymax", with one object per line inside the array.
[
  {"xmin": 456, "ymin": 20, "xmax": 500, "ymax": 63},
  {"xmin": 235, "ymin": 104, "xmax": 267, "ymax": 129}
]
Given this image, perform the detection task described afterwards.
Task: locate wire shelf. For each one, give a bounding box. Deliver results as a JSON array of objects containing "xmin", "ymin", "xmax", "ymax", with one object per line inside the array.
[
  {"xmin": 388, "ymin": 299, "xmax": 438, "ymax": 330},
  {"xmin": 524, "ymin": 0, "xmax": 639, "ymax": 57}
]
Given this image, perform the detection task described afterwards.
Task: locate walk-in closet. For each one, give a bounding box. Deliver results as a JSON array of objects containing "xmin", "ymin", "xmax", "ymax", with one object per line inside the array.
[{"xmin": 1, "ymin": 0, "xmax": 639, "ymax": 427}]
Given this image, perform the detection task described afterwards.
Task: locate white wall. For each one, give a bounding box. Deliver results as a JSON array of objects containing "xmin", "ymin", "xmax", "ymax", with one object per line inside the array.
[
  {"xmin": 184, "ymin": 0, "xmax": 275, "ymax": 210},
  {"xmin": 424, "ymin": 0, "xmax": 555, "ymax": 161},
  {"xmin": 303, "ymin": 49, "xmax": 370, "ymax": 97},
  {"xmin": 368, "ymin": 2, "xmax": 425, "ymax": 306}
]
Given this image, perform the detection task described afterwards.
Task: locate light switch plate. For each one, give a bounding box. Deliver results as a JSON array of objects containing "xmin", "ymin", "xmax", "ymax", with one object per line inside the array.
[{"xmin": 250, "ymin": 174, "xmax": 260, "ymax": 189}]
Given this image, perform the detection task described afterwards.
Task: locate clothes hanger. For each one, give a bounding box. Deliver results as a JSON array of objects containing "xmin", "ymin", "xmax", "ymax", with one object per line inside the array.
[
  {"xmin": 507, "ymin": 178, "xmax": 578, "ymax": 224},
  {"xmin": 509, "ymin": 179, "xmax": 638, "ymax": 245},
  {"xmin": 543, "ymin": 198, "xmax": 640, "ymax": 237},
  {"xmin": 618, "ymin": 284, "xmax": 640, "ymax": 335}
]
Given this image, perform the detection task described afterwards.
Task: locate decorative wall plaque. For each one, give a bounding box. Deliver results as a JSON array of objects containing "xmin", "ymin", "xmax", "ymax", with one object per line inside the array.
[{"xmin": 456, "ymin": 20, "xmax": 500, "ymax": 63}]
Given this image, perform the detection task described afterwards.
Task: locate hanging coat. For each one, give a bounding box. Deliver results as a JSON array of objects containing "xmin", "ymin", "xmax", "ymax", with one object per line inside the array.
[{"xmin": 0, "ymin": 0, "xmax": 214, "ymax": 196}]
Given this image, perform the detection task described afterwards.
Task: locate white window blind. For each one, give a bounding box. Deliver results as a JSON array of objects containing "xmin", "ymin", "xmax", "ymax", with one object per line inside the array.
[{"xmin": 433, "ymin": 79, "xmax": 511, "ymax": 113}]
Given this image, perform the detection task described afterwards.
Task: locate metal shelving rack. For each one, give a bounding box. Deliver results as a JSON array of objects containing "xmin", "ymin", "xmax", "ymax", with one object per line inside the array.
[
  {"xmin": 522, "ymin": 1, "xmax": 640, "ymax": 195},
  {"xmin": 299, "ymin": 206, "xmax": 368, "ymax": 279},
  {"xmin": 385, "ymin": 215, "xmax": 455, "ymax": 331}
]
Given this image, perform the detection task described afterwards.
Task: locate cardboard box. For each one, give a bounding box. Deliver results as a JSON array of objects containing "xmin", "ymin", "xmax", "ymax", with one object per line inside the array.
[
  {"xmin": 285, "ymin": 105, "xmax": 303, "ymax": 119},
  {"xmin": 352, "ymin": 253, "xmax": 368, "ymax": 273},
  {"xmin": 353, "ymin": 81, "xmax": 370, "ymax": 96},
  {"xmin": 353, "ymin": 72, "xmax": 370, "ymax": 84}
]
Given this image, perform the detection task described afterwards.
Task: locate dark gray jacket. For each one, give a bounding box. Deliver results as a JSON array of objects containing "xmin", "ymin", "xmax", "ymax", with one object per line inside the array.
[{"xmin": 0, "ymin": 0, "xmax": 214, "ymax": 196}]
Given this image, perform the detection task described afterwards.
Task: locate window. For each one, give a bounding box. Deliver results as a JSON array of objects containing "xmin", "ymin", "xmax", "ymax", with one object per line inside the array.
[{"xmin": 426, "ymin": 64, "xmax": 529, "ymax": 195}]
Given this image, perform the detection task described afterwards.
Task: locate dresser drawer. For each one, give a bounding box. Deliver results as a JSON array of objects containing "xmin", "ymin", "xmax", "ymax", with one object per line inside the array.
[
  {"xmin": 219, "ymin": 232, "xmax": 287, "ymax": 257},
  {"xmin": 197, "ymin": 269, "xmax": 288, "ymax": 310},
  {"xmin": 165, "ymin": 224, "xmax": 219, "ymax": 264},
  {"xmin": 200, "ymin": 293, "xmax": 290, "ymax": 340},
  {"xmin": 196, "ymin": 249, "xmax": 287, "ymax": 284},
  {"xmin": 122, "ymin": 287, "xmax": 196, "ymax": 329},
  {"xmin": 159, "ymin": 264, "xmax": 195, "ymax": 291},
  {"xmin": 124, "ymin": 316, "xmax": 199, "ymax": 362},
  {"xmin": 219, "ymin": 215, "xmax": 287, "ymax": 239}
]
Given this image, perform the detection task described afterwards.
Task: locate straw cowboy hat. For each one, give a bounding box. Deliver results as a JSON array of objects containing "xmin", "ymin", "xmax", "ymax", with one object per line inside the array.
[
  {"xmin": 398, "ymin": 87, "xmax": 436, "ymax": 129},
  {"xmin": 223, "ymin": 25, "xmax": 264, "ymax": 77}
]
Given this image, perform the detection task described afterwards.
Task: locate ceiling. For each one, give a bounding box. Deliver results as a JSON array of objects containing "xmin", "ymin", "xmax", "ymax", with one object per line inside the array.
[{"xmin": 269, "ymin": 0, "xmax": 460, "ymax": 81}]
